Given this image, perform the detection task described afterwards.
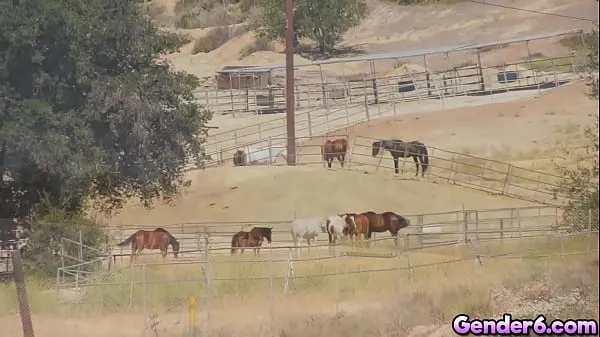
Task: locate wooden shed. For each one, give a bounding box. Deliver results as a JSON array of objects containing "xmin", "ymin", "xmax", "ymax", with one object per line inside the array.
[{"xmin": 215, "ymin": 66, "xmax": 271, "ymax": 90}]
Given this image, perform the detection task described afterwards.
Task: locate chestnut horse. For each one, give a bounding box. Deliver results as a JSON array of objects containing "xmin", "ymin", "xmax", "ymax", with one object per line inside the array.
[
  {"xmin": 322, "ymin": 138, "xmax": 348, "ymax": 168},
  {"xmin": 342, "ymin": 213, "xmax": 370, "ymax": 247},
  {"xmin": 117, "ymin": 228, "xmax": 180, "ymax": 264},
  {"xmin": 362, "ymin": 211, "xmax": 410, "ymax": 245},
  {"xmin": 231, "ymin": 227, "xmax": 273, "ymax": 255}
]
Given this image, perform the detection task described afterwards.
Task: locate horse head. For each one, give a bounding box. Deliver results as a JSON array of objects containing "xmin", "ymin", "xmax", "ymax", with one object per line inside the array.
[
  {"xmin": 172, "ymin": 239, "xmax": 180, "ymax": 258},
  {"xmin": 262, "ymin": 227, "xmax": 273, "ymax": 244},
  {"xmin": 371, "ymin": 141, "xmax": 382, "ymax": 157}
]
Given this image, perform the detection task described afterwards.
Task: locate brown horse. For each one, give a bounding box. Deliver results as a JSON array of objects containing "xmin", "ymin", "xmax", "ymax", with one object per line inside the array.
[
  {"xmin": 322, "ymin": 138, "xmax": 348, "ymax": 168},
  {"xmin": 363, "ymin": 211, "xmax": 410, "ymax": 245},
  {"xmin": 117, "ymin": 228, "xmax": 180, "ymax": 264},
  {"xmin": 231, "ymin": 227, "xmax": 273, "ymax": 255},
  {"xmin": 342, "ymin": 213, "xmax": 369, "ymax": 246},
  {"xmin": 233, "ymin": 150, "xmax": 247, "ymax": 166}
]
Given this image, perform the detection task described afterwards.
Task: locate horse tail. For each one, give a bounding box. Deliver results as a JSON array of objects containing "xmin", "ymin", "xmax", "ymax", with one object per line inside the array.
[
  {"xmin": 420, "ymin": 143, "xmax": 429, "ymax": 174},
  {"xmin": 231, "ymin": 233, "xmax": 238, "ymax": 254},
  {"xmin": 117, "ymin": 232, "xmax": 137, "ymax": 247}
]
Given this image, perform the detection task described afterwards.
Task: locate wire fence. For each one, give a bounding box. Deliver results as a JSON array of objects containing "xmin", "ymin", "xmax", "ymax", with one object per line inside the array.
[{"xmin": 51, "ymin": 230, "xmax": 598, "ymax": 337}]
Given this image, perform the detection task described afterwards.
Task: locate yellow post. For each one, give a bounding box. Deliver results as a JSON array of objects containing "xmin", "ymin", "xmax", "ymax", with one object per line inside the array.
[{"xmin": 189, "ymin": 296, "xmax": 197, "ymax": 330}]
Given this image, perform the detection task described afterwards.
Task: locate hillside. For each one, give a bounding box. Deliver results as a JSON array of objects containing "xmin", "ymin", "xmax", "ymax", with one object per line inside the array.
[{"xmin": 145, "ymin": 0, "xmax": 598, "ymax": 83}]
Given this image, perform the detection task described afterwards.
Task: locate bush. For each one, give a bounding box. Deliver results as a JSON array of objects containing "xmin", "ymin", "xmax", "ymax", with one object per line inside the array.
[
  {"xmin": 192, "ymin": 25, "xmax": 247, "ymax": 54},
  {"xmin": 23, "ymin": 204, "xmax": 109, "ymax": 279},
  {"xmin": 239, "ymin": 36, "xmax": 273, "ymax": 59}
]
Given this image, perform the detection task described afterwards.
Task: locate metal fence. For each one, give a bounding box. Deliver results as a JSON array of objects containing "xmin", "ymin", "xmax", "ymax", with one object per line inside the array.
[
  {"xmin": 52, "ymin": 230, "xmax": 598, "ymax": 337},
  {"xmin": 203, "ymin": 134, "xmax": 571, "ymax": 205},
  {"xmin": 192, "ymin": 30, "xmax": 587, "ymax": 170},
  {"xmin": 58, "ymin": 204, "xmax": 594, "ymax": 279}
]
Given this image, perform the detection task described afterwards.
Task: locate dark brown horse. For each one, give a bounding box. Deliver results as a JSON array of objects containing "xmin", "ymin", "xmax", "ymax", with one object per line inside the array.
[
  {"xmin": 233, "ymin": 150, "xmax": 247, "ymax": 166},
  {"xmin": 117, "ymin": 228, "xmax": 180, "ymax": 264},
  {"xmin": 231, "ymin": 227, "xmax": 273, "ymax": 255},
  {"xmin": 372, "ymin": 140, "xmax": 429, "ymax": 177},
  {"xmin": 362, "ymin": 211, "xmax": 410, "ymax": 245},
  {"xmin": 322, "ymin": 138, "xmax": 348, "ymax": 168}
]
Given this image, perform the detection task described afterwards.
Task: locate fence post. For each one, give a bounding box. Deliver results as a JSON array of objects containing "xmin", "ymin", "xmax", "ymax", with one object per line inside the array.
[
  {"xmin": 203, "ymin": 226, "xmax": 212, "ymax": 336},
  {"xmin": 346, "ymin": 137, "xmax": 357, "ymax": 169},
  {"xmin": 142, "ymin": 264, "xmax": 147, "ymax": 337},
  {"xmin": 189, "ymin": 296, "xmax": 197, "ymax": 335},
  {"xmin": 462, "ymin": 211, "xmax": 469, "ymax": 244},
  {"xmin": 587, "ymin": 209, "xmax": 593, "ymax": 253},
  {"xmin": 499, "ymin": 218, "xmax": 504, "ymax": 241},
  {"xmin": 12, "ymin": 250, "xmax": 35, "ymax": 337},
  {"xmin": 268, "ymin": 137, "xmax": 273, "ymax": 165},
  {"xmin": 502, "ymin": 164, "xmax": 512, "ymax": 195},
  {"xmin": 269, "ymin": 243, "xmax": 276, "ymax": 337},
  {"xmin": 475, "ymin": 210, "xmax": 480, "ymax": 242},
  {"xmin": 417, "ymin": 215, "xmax": 424, "ymax": 248},
  {"xmin": 306, "ymin": 110, "xmax": 313, "ymax": 138}
]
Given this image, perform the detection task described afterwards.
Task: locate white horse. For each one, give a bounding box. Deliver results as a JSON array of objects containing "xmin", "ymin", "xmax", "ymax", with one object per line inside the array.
[
  {"xmin": 323, "ymin": 215, "xmax": 348, "ymax": 246},
  {"xmin": 238, "ymin": 144, "xmax": 288, "ymax": 165},
  {"xmin": 291, "ymin": 217, "xmax": 326, "ymax": 256}
]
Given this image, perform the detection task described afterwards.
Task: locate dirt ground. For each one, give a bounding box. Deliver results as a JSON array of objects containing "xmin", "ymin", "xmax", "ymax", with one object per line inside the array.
[
  {"xmin": 103, "ymin": 81, "xmax": 597, "ymax": 227},
  {"xmin": 157, "ymin": 0, "xmax": 598, "ymax": 82}
]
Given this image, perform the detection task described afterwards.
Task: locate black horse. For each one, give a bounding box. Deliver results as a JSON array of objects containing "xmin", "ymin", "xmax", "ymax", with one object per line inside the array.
[{"xmin": 371, "ymin": 140, "xmax": 429, "ymax": 177}]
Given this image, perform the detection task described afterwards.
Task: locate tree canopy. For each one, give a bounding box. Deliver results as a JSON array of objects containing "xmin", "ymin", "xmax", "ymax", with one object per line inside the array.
[
  {"xmin": 253, "ymin": 0, "xmax": 368, "ymax": 53},
  {"xmin": 0, "ymin": 0, "xmax": 212, "ymax": 219}
]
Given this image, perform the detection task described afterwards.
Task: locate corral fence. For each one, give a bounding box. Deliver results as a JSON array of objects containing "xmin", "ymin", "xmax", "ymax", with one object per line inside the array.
[
  {"xmin": 202, "ymin": 134, "xmax": 569, "ymax": 205},
  {"xmin": 98, "ymin": 204, "xmax": 600, "ymax": 265},
  {"xmin": 53, "ymin": 230, "xmax": 599, "ymax": 337},
  {"xmin": 196, "ymin": 29, "xmax": 586, "ymax": 158}
]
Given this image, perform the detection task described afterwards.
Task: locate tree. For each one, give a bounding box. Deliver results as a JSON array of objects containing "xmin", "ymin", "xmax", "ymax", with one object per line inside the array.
[
  {"xmin": 0, "ymin": 0, "xmax": 212, "ymax": 276},
  {"xmin": 0, "ymin": 0, "xmax": 212, "ymax": 219},
  {"xmin": 554, "ymin": 26, "xmax": 599, "ymax": 232},
  {"xmin": 253, "ymin": 0, "xmax": 368, "ymax": 54}
]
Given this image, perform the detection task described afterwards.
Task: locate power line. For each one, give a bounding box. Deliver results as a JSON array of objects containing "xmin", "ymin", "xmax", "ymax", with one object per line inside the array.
[{"xmin": 465, "ymin": 0, "xmax": 599, "ymax": 24}]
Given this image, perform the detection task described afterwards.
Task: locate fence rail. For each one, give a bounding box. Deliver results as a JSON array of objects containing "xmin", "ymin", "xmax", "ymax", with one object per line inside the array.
[
  {"xmin": 197, "ymin": 55, "xmax": 580, "ymax": 159},
  {"xmin": 51, "ymin": 230, "xmax": 599, "ymax": 337},
  {"xmin": 202, "ymin": 134, "xmax": 567, "ymax": 205}
]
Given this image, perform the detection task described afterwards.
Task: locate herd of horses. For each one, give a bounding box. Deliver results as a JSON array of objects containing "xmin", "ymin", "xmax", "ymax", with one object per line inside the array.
[
  {"xmin": 232, "ymin": 138, "xmax": 430, "ymax": 177},
  {"xmin": 117, "ymin": 211, "xmax": 410, "ymax": 262}
]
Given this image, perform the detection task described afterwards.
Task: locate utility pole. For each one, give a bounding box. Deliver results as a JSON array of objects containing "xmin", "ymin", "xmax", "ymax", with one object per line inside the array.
[{"xmin": 285, "ymin": 0, "xmax": 297, "ymax": 165}]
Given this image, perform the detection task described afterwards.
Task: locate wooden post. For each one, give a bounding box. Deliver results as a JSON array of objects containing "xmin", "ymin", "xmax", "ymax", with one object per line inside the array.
[
  {"xmin": 12, "ymin": 250, "xmax": 35, "ymax": 337},
  {"xmin": 228, "ymin": 73, "xmax": 235, "ymax": 117},
  {"xmin": 499, "ymin": 218, "xmax": 504, "ymax": 241},
  {"xmin": 189, "ymin": 296, "xmax": 197, "ymax": 333},
  {"xmin": 423, "ymin": 54, "xmax": 432, "ymax": 97},
  {"xmin": 370, "ymin": 60, "xmax": 380, "ymax": 110},
  {"xmin": 475, "ymin": 48, "xmax": 485, "ymax": 93}
]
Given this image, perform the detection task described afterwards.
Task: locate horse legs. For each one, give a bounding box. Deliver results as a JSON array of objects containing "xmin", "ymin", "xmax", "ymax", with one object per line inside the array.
[
  {"xmin": 161, "ymin": 249, "xmax": 167, "ymax": 263},
  {"xmin": 393, "ymin": 157, "xmax": 400, "ymax": 174},
  {"xmin": 338, "ymin": 154, "xmax": 346, "ymax": 168},
  {"xmin": 411, "ymin": 155, "xmax": 420, "ymax": 177}
]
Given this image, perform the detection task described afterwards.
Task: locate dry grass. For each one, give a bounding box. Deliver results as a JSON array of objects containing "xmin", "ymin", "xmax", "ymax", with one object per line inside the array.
[
  {"xmin": 239, "ymin": 36, "xmax": 274, "ymax": 59},
  {"xmin": 1, "ymin": 233, "xmax": 596, "ymax": 337},
  {"xmin": 192, "ymin": 25, "xmax": 247, "ymax": 54}
]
